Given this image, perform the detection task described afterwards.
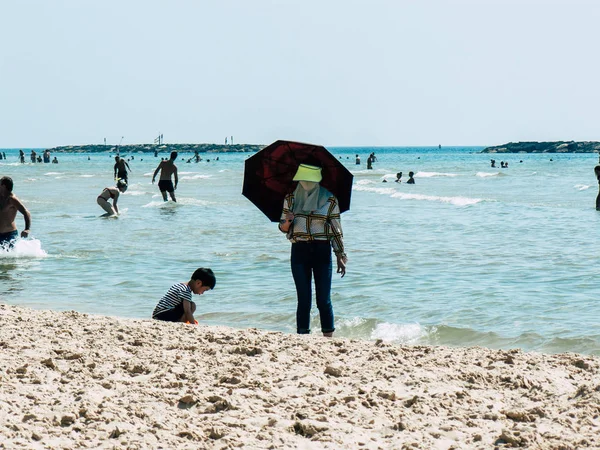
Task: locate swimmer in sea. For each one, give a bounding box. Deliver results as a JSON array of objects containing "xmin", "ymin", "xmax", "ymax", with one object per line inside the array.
[
  {"xmin": 152, "ymin": 151, "xmax": 179, "ymax": 202},
  {"xmin": 0, "ymin": 176, "xmax": 31, "ymax": 249},
  {"xmin": 97, "ymin": 179, "xmax": 128, "ymax": 216}
]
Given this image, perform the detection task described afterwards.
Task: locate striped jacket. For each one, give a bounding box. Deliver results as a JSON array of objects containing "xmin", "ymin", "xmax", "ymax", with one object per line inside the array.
[{"xmin": 280, "ymin": 192, "xmax": 346, "ymax": 259}]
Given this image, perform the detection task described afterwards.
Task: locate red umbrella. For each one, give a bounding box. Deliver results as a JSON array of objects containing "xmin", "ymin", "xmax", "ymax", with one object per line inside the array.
[{"xmin": 242, "ymin": 140, "xmax": 354, "ymax": 222}]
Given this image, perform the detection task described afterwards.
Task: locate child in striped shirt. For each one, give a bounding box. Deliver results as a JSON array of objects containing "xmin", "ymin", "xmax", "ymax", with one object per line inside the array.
[{"xmin": 152, "ymin": 268, "xmax": 216, "ymax": 323}]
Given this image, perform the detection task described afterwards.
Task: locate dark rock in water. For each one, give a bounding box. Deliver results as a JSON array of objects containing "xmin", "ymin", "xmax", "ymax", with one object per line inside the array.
[
  {"xmin": 46, "ymin": 143, "xmax": 265, "ymax": 154},
  {"xmin": 481, "ymin": 141, "xmax": 600, "ymax": 154}
]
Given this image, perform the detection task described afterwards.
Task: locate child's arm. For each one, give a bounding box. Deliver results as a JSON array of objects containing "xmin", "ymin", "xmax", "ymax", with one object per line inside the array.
[
  {"xmin": 112, "ymin": 191, "xmax": 120, "ymax": 214},
  {"xmin": 182, "ymin": 300, "xmax": 195, "ymax": 324}
]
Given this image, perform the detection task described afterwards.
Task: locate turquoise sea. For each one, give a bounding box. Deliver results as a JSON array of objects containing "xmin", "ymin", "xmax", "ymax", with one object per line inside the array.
[{"xmin": 1, "ymin": 146, "xmax": 599, "ymax": 356}]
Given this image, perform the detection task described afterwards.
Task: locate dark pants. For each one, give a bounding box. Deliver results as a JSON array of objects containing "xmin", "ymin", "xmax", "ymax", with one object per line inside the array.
[{"xmin": 291, "ymin": 241, "xmax": 334, "ymax": 334}]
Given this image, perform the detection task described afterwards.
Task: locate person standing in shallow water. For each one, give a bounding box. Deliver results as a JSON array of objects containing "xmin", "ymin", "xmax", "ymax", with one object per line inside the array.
[
  {"xmin": 279, "ymin": 164, "xmax": 347, "ymax": 337},
  {"xmin": 152, "ymin": 151, "xmax": 179, "ymax": 202},
  {"xmin": 0, "ymin": 176, "xmax": 32, "ymax": 249},
  {"xmin": 113, "ymin": 156, "xmax": 131, "ymax": 183},
  {"xmin": 97, "ymin": 179, "xmax": 128, "ymax": 216},
  {"xmin": 407, "ymin": 171, "xmax": 415, "ymax": 184},
  {"xmin": 594, "ymin": 165, "xmax": 600, "ymax": 210}
]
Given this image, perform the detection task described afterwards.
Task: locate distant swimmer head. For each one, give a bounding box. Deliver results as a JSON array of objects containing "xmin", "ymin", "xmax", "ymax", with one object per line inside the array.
[{"xmin": 117, "ymin": 179, "xmax": 128, "ymax": 192}]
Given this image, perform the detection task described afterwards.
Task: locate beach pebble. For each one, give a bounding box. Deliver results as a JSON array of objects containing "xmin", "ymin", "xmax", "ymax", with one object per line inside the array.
[
  {"xmin": 208, "ymin": 426, "xmax": 226, "ymax": 440},
  {"xmin": 178, "ymin": 394, "xmax": 196, "ymax": 405},
  {"xmin": 377, "ymin": 391, "xmax": 397, "ymax": 401},
  {"xmin": 324, "ymin": 365, "xmax": 343, "ymax": 377},
  {"xmin": 573, "ymin": 359, "xmax": 591, "ymax": 370},
  {"xmin": 60, "ymin": 414, "xmax": 76, "ymax": 426},
  {"xmin": 108, "ymin": 427, "xmax": 123, "ymax": 439},
  {"xmin": 40, "ymin": 359, "xmax": 57, "ymax": 370}
]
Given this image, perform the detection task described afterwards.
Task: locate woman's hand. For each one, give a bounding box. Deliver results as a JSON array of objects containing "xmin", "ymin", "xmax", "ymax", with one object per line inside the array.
[{"xmin": 336, "ymin": 254, "xmax": 347, "ymax": 278}]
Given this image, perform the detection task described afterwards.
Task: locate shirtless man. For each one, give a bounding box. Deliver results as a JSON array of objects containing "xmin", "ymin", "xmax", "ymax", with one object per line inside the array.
[
  {"xmin": 152, "ymin": 151, "xmax": 179, "ymax": 202},
  {"xmin": 113, "ymin": 156, "xmax": 132, "ymax": 183},
  {"xmin": 594, "ymin": 165, "xmax": 600, "ymax": 210},
  {"xmin": 0, "ymin": 176, "xmax": 31, "ymax": 249}
]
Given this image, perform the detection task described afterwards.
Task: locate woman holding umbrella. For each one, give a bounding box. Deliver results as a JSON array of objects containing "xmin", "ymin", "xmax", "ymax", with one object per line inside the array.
[{"xmin": 279, "ymin": 164, "xmax": 347, "ymax": 337}]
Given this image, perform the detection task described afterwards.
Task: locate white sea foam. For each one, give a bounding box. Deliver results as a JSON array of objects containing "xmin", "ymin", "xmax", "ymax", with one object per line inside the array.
[
  {"xmin": 575, "ymin": 184, "xmax": 591, "ymax": 191},
  {"xmin": 370, "ymin": 322, "xmax": 428, "ymax": 344},
  {"xmin": 177, "ymin": 197, "xmax": 212, "ymax": 206},
  {"xmin": 354, "ymin": 184, "xmax": 482, "ymax": 206},
  {"xmin": 0, "ymin": 239, "xmax": 48, "ymax": 258},
  {"xmin": 44, "ymin": 172, "xmax": 63, "ymax": 176},
  {"xmin": 352, "ymin": 168, "xmax": 388, "ymax": 175},
  {"xmin": 355, "ymin": 179, "xmax": 377, "ymax": 186},
  {"xmin": 340, "ymin": 317, "xmax": 367, "ymax": 328},
  {"xmin": 142, "ymin": 201, "xmax": 179, "ymax": 208},
  {"xmin": 142, "ymin": 198, "xmax": 210, "ymax": 208},
  {"xmin": 180, "ymin": 174, "xmax": 211, "ymax": 180},
  {"xmin": 124, "ymin": 190, "xmax": 149, "ymax": 196},
  {"xmin": 417, "ymin": 171, "xmax": 458, "ymax": 178},
  {"xmin": 354, "ymin": 185, "xmax": 397, "ymax": 195},
  {"xmin": 79, "ymin": 174, "xmax": 95, "ymax": 178},
  {"xmin": 390, "ymin": 192, "xmax": 482, "ymax": 206},
  {"xmin": 476, "ymin": 172, "xmax": 500, "ymax": 177}
]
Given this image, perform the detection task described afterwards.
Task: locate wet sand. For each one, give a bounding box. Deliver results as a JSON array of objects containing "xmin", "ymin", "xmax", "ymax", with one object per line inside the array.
[{"xmin": 0, "ymin": 304, "xmax": 598, "ymax": 449}]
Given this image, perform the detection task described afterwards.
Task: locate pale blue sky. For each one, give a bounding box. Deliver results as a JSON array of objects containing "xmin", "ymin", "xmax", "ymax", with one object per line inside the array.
[{"xmin": 1, "ymin": 0, "xmax": 599, "ymax": 147}]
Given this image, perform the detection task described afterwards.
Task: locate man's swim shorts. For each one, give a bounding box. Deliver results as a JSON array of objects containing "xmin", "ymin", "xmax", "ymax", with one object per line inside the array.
[
  {"xmin": 0, "ymin": 230, "xmax": 18, "ymax": 249},
  {"xmin": 158, "ymin": 180, "xmax": 174, "ymax": 192}
]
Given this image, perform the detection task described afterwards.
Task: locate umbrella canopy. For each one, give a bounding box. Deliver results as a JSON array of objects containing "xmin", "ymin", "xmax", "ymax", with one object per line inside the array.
[{"xmin": 242, "ymin": 140, "xmax": 354, "ymax": 222}]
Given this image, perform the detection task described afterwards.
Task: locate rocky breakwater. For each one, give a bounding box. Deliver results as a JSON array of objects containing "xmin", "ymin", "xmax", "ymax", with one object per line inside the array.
[
  {"xmin": 482, "ymin": 141, "xmax": 600, "ymax": 153},
  {"xmin": 46, "ymin": 143, "xmax": 265, "ymax": 154}
]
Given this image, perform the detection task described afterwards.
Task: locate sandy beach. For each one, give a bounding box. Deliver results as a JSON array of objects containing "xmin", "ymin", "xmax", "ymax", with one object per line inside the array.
[{"xmin": 0, "ymin": 305, "xmax": 598, "ymax": 449}]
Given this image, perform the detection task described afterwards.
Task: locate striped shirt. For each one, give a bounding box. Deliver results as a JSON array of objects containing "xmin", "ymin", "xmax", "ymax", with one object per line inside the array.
[
  {"xmin": 280, "ymin": 192, "xmax": 346, "ymax": 259},
  {"xmin": 152, "ymin": 283, "xmax": 193, "ymax": 318}
]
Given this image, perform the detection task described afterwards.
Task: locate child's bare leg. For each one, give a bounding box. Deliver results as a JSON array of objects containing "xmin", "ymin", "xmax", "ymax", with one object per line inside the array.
[
  {"xmin": 160, "ymin": 190, "xmax": 168, "ymax": 202},
  {"xmin": 179, "ymin": 302, "xmax": 196, "ymax": 322},
  {"xmin": 169, "ymin": 190, "xmax": 177, "ymax": 202},
  {"xmin": 97, "ymin": 198, "xmax": 116, "ymax": 215}
]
